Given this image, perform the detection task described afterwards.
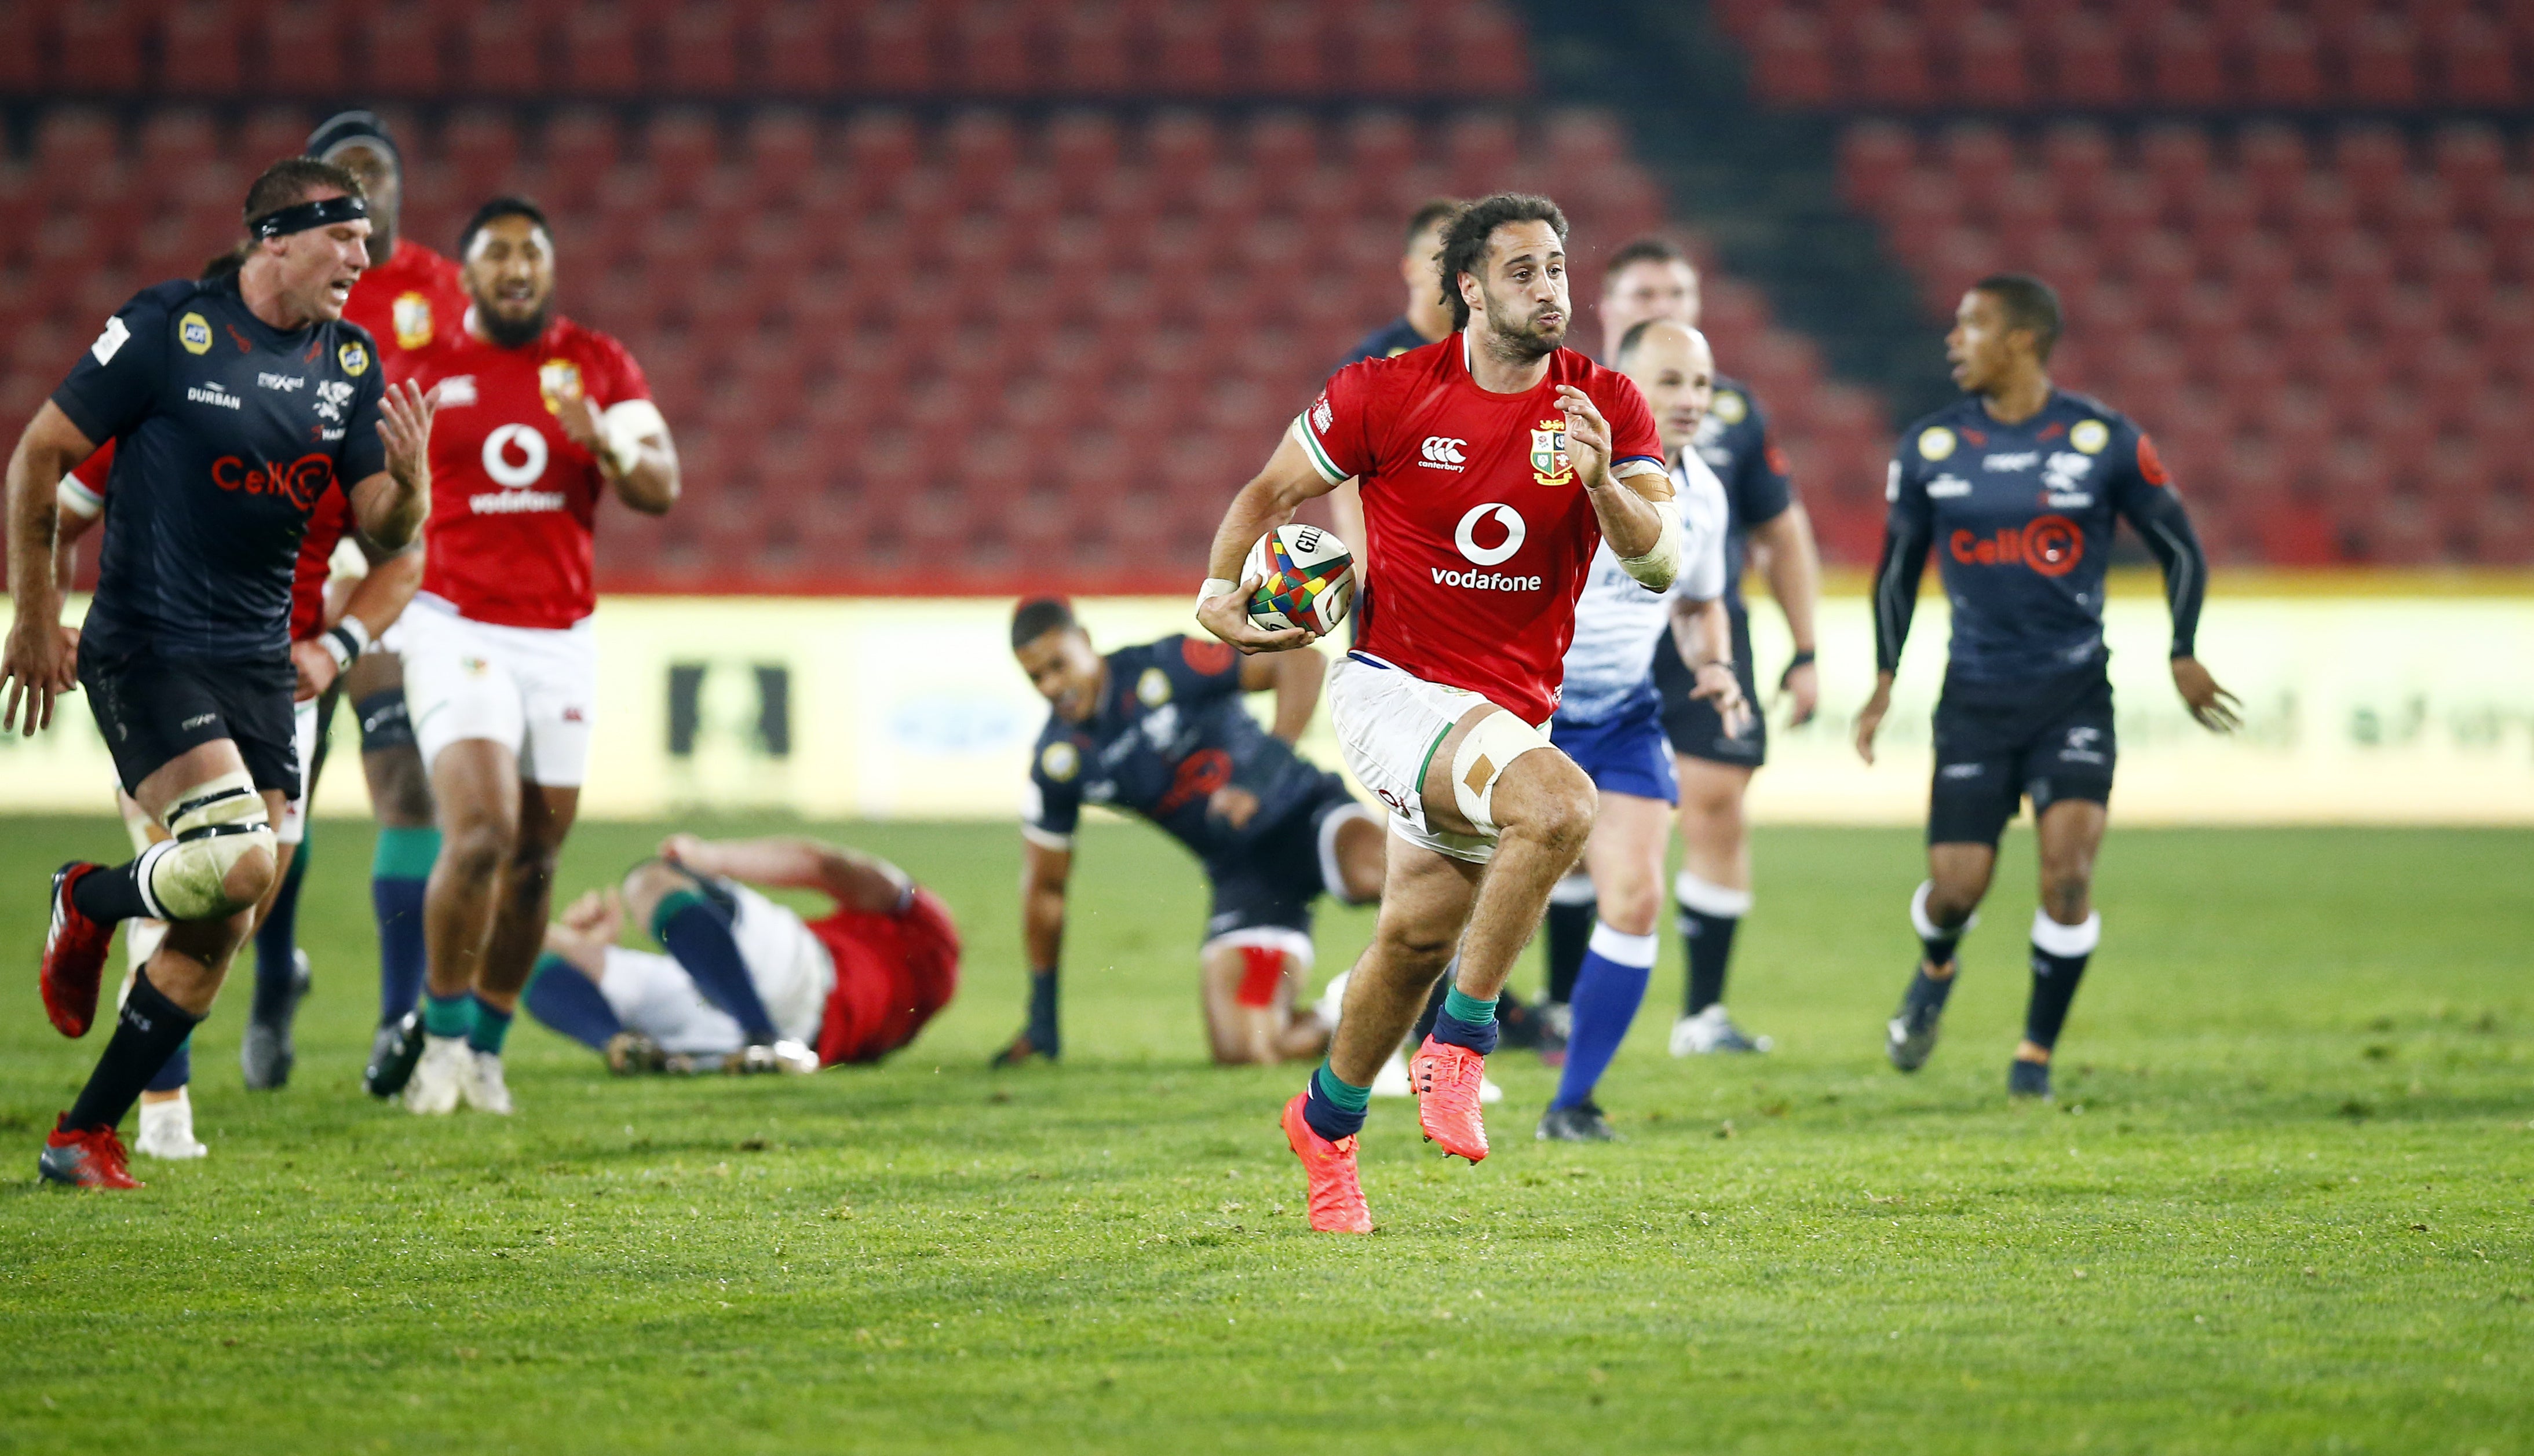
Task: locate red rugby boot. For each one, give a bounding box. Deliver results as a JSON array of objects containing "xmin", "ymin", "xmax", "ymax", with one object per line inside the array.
[
  {"xmin": 39, "ymin": 1120, "xmax": 144, "ymax": 1190},
  {"xmin": 1280, "ymin": 1092, "xmax": 1372, "ymax": 1234},
  {"xmin": 41, "ymin": 862, "xmax": 114, "ymax": 1038},
  {"xmin": 1410, "ymin": 1034, "xmax": 1490, "ymax": 1162}
]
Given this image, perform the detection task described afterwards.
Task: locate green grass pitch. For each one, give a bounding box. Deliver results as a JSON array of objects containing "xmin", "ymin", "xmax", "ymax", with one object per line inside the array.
[{"xmin": 2, "ymin": 814, "xmax": 2529, "ymax": 1454}]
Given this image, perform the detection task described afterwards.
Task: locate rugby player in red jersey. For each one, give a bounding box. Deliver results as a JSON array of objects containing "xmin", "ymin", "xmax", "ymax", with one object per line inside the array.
[
  {"xmin": 380, "ymin": 196, "xmax": 680, "ymax": 1117},
  {"xmin": 1196, "ymin": 194, "xmax": 1678, "ymax": 1231},
  {"xmin": 524, "ymin": 834, "xmax": 958, "ymax": 1075},
  {"xmin": 305, "ymin": 112, "xmax": 476, "ymax": 1091}
]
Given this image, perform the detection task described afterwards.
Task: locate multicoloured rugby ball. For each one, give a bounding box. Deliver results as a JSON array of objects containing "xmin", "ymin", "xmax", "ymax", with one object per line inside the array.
[{"xmin": 1244, "ymin": 524, "xmax": 1356, "ymax": 635}]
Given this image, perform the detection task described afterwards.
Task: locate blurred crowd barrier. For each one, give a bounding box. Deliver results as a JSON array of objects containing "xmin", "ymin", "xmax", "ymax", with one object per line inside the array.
[{"xmin": 4, "ymin": 582, "xmax": 2530, "ymax": 824}]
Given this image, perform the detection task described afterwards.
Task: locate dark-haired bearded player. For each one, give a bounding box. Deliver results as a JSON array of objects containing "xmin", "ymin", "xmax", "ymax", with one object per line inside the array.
[
  {"xmin": 1197, "ymin": 193, "xmax": 1675, "ymax": 1232},
  {"xmin": 375, "ymin": 196, "xmax": 679, "ymax": 1117},
  {"xmin": 1857, "ymin": 274, "xmax": 2239, "ymax": 1100}
]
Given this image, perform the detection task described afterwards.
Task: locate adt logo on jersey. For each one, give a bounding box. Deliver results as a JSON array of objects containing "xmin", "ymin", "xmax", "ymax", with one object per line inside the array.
[{"xmin": 1418, "ymin": 436, "xmax": 1467, "ymax": 471}]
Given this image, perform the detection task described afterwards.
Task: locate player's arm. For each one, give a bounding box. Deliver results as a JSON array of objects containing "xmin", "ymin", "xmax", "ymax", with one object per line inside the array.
[
  {"xmin": 558, "ymin": 393, "xmax": 677, "ymax": 515},
  {"xmin": 1240, "ymin": 648, "xmax": 1323, "ymax": 745},
  {"xmin": 2115, "ymin": 440, "xmax": 2239, "ymax": 734},
  {"xmin": 1666, "ymin": 467, "xmax": 1749, "ymax": 734},
  {"xmin": 658, "ymin": 833, "xmax": 910, "ymax": 914},
  {"xmin": 1558, "ymin": 383, "xmax": 1675, "ymax": 561},
  {"xmin": 1747, "ymin": 504, "xmax": 1822, "ymax": 726},
  {"xmin": 1856, "ymin": 458, "xmax": 1936, "ymax": 765},
  {"xmin": 347, "ymin": 380, "xmax": 439, "ymax": 550},
  {"xmin": 1197, "ymin": 427, "xmax": 1343, "ymax": 654},
  {"xmin": 1020, "ymin": 838, "xmax": 1071, "ymax": 976},
  {"xmin": 3, "ymin": 403, "xmax": 103, "ymax": 735},
  {"xmin": 293, "ymin": 540, "xmax": 423, "ymax": 703}
]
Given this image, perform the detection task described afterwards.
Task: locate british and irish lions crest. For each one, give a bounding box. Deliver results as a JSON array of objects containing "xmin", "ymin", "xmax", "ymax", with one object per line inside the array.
[
  {"xmin": 1530, "ymin": 418, "xmax": 1573, "ymax": 487},
  {"xmin": 1243, "ymin": 524, "xmax": 1356, "ymax": 636}
]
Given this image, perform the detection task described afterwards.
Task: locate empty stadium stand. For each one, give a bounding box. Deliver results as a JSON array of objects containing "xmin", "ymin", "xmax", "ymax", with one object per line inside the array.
[{"xmin": 1841, "ymin": 117, "xmax": 2534, "ymax": 564}]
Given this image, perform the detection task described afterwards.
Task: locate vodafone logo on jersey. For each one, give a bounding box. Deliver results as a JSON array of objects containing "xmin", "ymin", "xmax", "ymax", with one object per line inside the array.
[
  {"xmin": 474, "ymin": 423, "xmax": 567, "ymax": 514},
  {"xmin": 1434, "ymin": 502, "xmax": 1543, "ymax": 591},
  {"xmin": 1418, "ymin": 436, "xmax": 1467, "ymax": 471}
]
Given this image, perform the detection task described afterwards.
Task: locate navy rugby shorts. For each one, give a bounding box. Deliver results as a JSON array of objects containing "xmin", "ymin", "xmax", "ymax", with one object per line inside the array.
[
  {"xmin": 78, "ymin": 639, "xmax": 298, "ymax": 799},
  {"xmin": 1926, "ymin": 665, "xmax": 2116, "ymax": 847},
  {"xmin": 1202, "ymin": 774, "xmax": 1371, "ymax": 946},
  {"xmin": 1656, "ymin": 603, "xmax": 1766, "ymax": 769}
]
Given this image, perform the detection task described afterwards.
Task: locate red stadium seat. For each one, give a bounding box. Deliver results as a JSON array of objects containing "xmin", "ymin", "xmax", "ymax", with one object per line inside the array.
[
  {"xmin": 354, "ymin": 5, "xmax": 444, "ymax": 98},
  {"xmin": 1249, "ymin": 2, "xmax": 1331, "ymax": 97},
  {"xmin": 60, "ymin": 0, "xmax": 147, "ymax": 95},
  {"xmin": 2040, "ymin": 12, "xmax": 2131, "ymax": 108},
  {"xmin": 1952, "ymin": 13, "xmax": 2033, "ymax": 110},
  {"xmin": 1849, "ymin": 12, "xmax": 1934, "ymax": 109},
  {"xmin": 2342, "ymin": 14, "xmax": 2420, "ymax": 109},
  {"xmin": 1152, "ymin": 3, "xmax": 1229, "ymax": 97},
  {"xmin": 2038, "ymin": 121, "xmax": 2113, "ymax": 200},
  {"xmin": 852, "ymin": 2, "xmax": 939, "ymax": 96},
  {"xmin": 948, "ymin": 2, "xmax": 1036, "ymax": 97},
  {"xmin": 1444, "ymin": 2, "xmax": 1531, "ymax": 98},
  {"xmin": 1751, "ymin": 12, "xmax": 1836, "ymax": 107},
  {"xmin": 2246, "ymin": 14, "xmax": 2324, "ymax": 108},
  {"xmin": 1936, "ymin": 122, "xmax": 2016, "ymax": 220},
  {"xmin": 159, "ymin": 1, "xmax": 249, "ymax": 99},
  {"xmin": 454, "ymin": 8, "xmax": 541, "ymax": 98},
  {"xmin": 1443, "ymin": 114, "xmax": 1519, "ymax": 198},
  {"xmin": 2145, "ymin": 13, "xmax": 2224, "ymax": 107},
  {"xmin": 2429, "ymin": 14, "xmax": 2521, "ymax": 109},
  {"xmin": 1838, "ymin": 119, "xmax": 1918, "ymax": 213}
]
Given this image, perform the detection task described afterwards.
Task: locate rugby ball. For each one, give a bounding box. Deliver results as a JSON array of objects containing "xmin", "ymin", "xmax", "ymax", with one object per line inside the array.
[{"xmin": 1244, "ymin": 524, "xmax": 1356, "ymax": 635}]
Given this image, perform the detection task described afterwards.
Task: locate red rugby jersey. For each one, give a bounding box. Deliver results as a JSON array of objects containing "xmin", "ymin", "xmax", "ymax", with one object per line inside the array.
[
  {"xmin": 1294, "ymin": 335, "xmax": 1665, "ymax": 724},
  {"xmin": 404, "ymin": 315, "xmax": 649, "ymax": 629},
  {"xmin": 342, "ymin": 238, "xmax": 469, "ymax": 384}
]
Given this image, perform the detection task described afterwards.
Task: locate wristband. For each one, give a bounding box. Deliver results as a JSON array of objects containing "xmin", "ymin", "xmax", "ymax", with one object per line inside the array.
[
  {"xmin": 1696, "ymin": 658, "xmax": 1735, "ymax": 677},
  {"xmin": 1197, "ymin": 577, "xmax": 1239, "ymax": 615},
  {"xmin": 320, "ymin": 619, "xmax": 370, "ymax": 671},
  {"xmin": 1781, "ymin": 649, "xmax": 1815, "ymax": 687}
]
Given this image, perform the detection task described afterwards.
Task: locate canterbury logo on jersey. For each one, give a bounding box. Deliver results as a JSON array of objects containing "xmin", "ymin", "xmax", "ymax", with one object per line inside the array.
[{"xmin": 1418, "ymin": 436, "xmax": 1467, "ymax": 470}]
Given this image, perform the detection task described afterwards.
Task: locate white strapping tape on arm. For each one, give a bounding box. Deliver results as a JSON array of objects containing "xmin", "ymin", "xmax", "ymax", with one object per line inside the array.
[
  {"xmin": 1616, "ymin": 501, "xmax": 1684, "ymax": 590},
  {"xmin": 600, "ymin": 399, "xmax": 666, "ymax": 477},
  {"xmin": 56, "ymin": 474, "xmax": 103, "ymax": 520},
  {"xmin": 1448, "ymin": 711, "xmax": 1551, "ymax": 837}
]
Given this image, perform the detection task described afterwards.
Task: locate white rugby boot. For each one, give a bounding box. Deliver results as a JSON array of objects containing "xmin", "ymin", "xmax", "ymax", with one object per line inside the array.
[
  {"xmin": 460, "ymin": 1049, "xmax": 514, "ymax": 1114},
  {"xmin": 1670, "ymin": 1003, "xmax": 1774, "ymax": 1056},
  {"xmin": 403, "ymin": 1035, "xmax": 469, "ymax": 1115},
  {"xmin": 135, "ymin": 1090, "xmax": 209, "ymax": 1159}
]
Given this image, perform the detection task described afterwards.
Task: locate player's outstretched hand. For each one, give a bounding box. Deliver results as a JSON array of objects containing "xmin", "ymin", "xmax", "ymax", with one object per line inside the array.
[
  {"xmin": 1197, "ymin": 576, "xmax": 1317, "ymax": 656},
  {"xmin": 658, "ymin": 832, "xmax": 712, "ymax": 869},
  {"xmin": 1554, "ymin": 385, "xmax": 1612, "ymax": 490},
  {"xmin": 1853, "ymin": 674, "xmax": 1894, "ymax": 765},
  {"xmin": 1, "ymin": 614, "xmax": 71, "ymax": 737},
  {"xmin": 1692, "ymin": 660, "xmax": 1753, "ymax": 741},
  {"xmin": 1779, "ymin": 655, "xmax": 1820, "ymax": 728},
  {"xmin": 2171, "ymin": 656, "xmax": 2241, "ymax": 733},
  {"xmin": 377, "ymin": 380, "xmax": 439, "ymax": 492}
]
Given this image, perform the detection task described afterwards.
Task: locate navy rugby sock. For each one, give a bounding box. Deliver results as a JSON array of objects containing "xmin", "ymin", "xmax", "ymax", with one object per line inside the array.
[
  {"xmin": 1543, "ymin": 873, "xmax": 1596, "ymax": 1004},
  {"xmin": 655, "ymin": 891, "xmax": 779, "ymax": 1044},
  {"xmin": 71, "ymin": 859, "xmax": 153, "ymax": 925},
  {"xmin": 144, "ymin": 1034, "xmax": 192, "ymax": 1093},
  {"xmin": 522, "ymin": 954, "xmax": 622, "ymax": 1052},
  {"xmin": 1301, "ymin": 1062, "xmax": 1372, "ymax": 1143},
  {"xmin": 1024, "ymin": 968, "xmax": 1060, "ymax": 1054},
  {"xmin": 371, "ymin": 826, "xmax": 437, "ymax": 1026},
  {"xmin": 2024, "ymin": 911, "xmax": 2100, "ymax": 1054},
  {"xmin": 1553, "ymin": 926, "xmax": 1655, "ymax": 1110},
  {"xmin": 250, "ymin": 836, "xmax": 309, "ymax": 1025},
  {"xmin": 64, "ymin": 970, "xmax": 200, "ymax": 1133},
  {"xmin": 1430, "ymin": 985, "xmax": 1500, "ymax": 1056}
]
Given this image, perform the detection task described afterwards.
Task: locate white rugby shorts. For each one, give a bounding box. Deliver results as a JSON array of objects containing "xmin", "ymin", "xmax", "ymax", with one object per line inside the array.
[
  {"xmin": 276, "ymin": 697, "xmax": 321, "ymax": 846},
  {"xmin": 399, "ymin": 595, "xmax": 598, "ymax": 787},
  {"xmin": 597, "ymin": 883, "xmax": 836, "ymax": 1055},
  {"xmin": 1327, "ymin": 652, "xmax": 1512, "ymax": 865}
]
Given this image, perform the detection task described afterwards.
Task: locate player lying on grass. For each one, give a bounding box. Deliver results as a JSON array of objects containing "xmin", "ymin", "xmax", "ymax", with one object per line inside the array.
[
  {"xmin": 1856, "ymin": 274, "xmax": 2239, "ymax": 1100},
  {"xmin": 1198, "ymin": 193, "xmax": 1677, "ymax": 1231},
  {"xmin": 2, "ymin": 158, "xmax": 434, "ymax": 1189},
  {"xmin": 1002, "ymin": 598, "xmax": 1382, "ymax": 1067},
  {"xmin": 524, "ymin": 835, "xmax": 959, "ymax": 1074},
  {"xmin": 1533, "ymin": 318, "xmax": 1747, "ymax": 1142}
]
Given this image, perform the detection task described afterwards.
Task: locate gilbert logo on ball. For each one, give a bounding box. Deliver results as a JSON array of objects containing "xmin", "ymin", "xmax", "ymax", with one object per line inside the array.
[{"xmin": 1244, "ymin": 525, "xmax": 1355, "ymax": 635}]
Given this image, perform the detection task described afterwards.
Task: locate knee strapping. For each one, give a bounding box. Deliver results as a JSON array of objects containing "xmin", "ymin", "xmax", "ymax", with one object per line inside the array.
[
  {"xmin": 1909, "ymin": 880, "xmax": 1978, "ymax": 941},
  {"xmin": 1448, "ymin": 711, "xmax": 1549, "ymax": 836},
  {"xmin": 140, "ymin": 771, "xmax": 274, "ymax": 920}
]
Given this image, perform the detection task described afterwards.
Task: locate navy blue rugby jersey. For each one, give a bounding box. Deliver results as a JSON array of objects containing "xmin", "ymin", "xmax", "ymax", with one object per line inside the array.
[
  {"xmin": 1877, "ymin": 390, "xmax": 2200, "ymax": 685},
  {"xmin": 52, "ymin": 273, "xmax": 388, "ymax": 661},
  {"xmin": 1024, "ymin": 635, "xmax": 1335, "ymax": 864},
  {"xmin": 1338, "ymin": 314, "xmax": 1439, "ymax": 367},
  {"xmin": 1686, "ymin": 374, "xmax": 1795, "ymax": 612}
]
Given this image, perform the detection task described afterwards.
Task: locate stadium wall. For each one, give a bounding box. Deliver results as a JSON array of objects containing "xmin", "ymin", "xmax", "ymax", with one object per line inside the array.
[{"xmin": 6, "ymin": 584, "xmax": 2531, "ymax": 826}]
